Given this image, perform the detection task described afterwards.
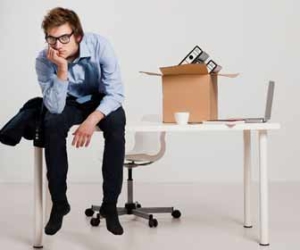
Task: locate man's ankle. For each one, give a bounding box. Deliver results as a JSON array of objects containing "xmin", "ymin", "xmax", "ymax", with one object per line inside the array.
[
  {"xmin": 100, "ymin": 202, "xmax": 117, "ymax": 214},
  {"xmin": 100, "ymin": 202, "xmax": 124, "ymax": 235},
  {"xmin": 53, "ymin": 201, "xmax": 70, "ymax": 214},
  {"xmin": 44, "ymin": 203, "xmax": 70, "ymax": 235}
]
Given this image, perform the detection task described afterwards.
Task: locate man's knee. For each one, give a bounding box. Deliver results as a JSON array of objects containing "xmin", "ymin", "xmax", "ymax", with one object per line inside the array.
[
  {"xmin": 100, "ymin": 107, "xmax": 126, "ymax": 136},
  {"xmin": 44, "ymin": 111, "xmax": 68, "ymax": 132}
]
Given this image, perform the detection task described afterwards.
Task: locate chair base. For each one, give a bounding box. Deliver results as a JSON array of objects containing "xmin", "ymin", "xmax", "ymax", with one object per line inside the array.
[
  {"xmin": 85, "ymin": 166, "xmax": 181, "ymax": 227},
  {"xmin": 86, "ymin": 202, "xmax": 181, "ymax": 228}
]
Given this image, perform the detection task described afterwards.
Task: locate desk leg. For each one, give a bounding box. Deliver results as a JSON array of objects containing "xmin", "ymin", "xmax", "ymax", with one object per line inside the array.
[
  {"xmin": 33, "ymin": 147, "xmax": 43, "ymax": 248},
  {"xmin": 258, "ymin": 130, "xmax": 269, "ymax": 246},
  {"xmin": 243, "ymin": 130, "xmax": 252, "ymax": 228},
  {"xmin": 45, "ymin": 174, "xmax": 52, "ymax": 225}
]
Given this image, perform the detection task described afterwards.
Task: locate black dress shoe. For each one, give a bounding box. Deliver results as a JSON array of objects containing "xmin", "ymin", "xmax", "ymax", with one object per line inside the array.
[
  {"xmin": 45, "ymin": 203, "xmax": 70, "ymax": 235},
  {"xmin": 100, "ymin": 202, "xmax": 124, "ymax": 235}
]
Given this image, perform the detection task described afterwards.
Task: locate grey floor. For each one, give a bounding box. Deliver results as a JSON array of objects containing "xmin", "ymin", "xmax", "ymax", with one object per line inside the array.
[{"xmin": 0, "ymin": 182, "xmax": 299, "ymax": 250}]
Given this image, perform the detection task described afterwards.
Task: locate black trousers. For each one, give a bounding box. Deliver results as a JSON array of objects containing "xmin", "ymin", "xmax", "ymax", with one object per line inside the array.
[{"xmin": 43, "ymin": 95, "xmax": 126, "ymax": 204}]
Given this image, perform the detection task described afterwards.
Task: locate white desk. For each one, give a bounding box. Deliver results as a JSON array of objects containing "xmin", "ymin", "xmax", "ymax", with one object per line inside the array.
[{"xmin": 33, "ymin": 122, "xmax": 280, "ymax": 248}]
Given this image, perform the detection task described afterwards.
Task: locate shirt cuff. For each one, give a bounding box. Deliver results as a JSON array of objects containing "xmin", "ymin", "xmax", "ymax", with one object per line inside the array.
[
  {"xmin": 54, "ymin": 76, "xmax": 69, "ymax": 90},
  {"xmin": 53, "ymin": 77, "xmax": 69, "ymax": 93},
  {"xmin": 96, "ymin": 105, "xmax": 110, "ymax": 117}
]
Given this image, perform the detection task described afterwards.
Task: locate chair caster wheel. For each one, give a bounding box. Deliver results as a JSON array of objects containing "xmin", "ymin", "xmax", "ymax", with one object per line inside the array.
[
  {"xmin": 172, "ymin": 209, "xmax": 181, "ymax": 219},
  {"xmin": 149, "ymin": 218, "xmax": 158, "ymax": 228},
  {"xmin": 85, "ymin": 208, "xmax": 94, "ymax": 217},
  {"xmin": 90, "ymin": 217, "xmax": 100, "ymax": 227},
  {"xmin": 135, "ymin": 202, "xmax": 142, "ymax": 208}
]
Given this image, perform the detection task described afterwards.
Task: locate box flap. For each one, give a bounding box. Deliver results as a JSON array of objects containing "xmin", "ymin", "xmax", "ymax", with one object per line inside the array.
[
  {"xmin": 160, "ymin": 64, "xmax": 208, "ymax": 76},
  {"xmin": 139, "ymin": 71, "xmax": 162, "ymax": 76},
  {"xmin": 140, "ymin": 67, "xmax": 239, "ymax": 78},
  {"xmin": 211, "ymin": 73, "xmax": 240, "ymax": 78}
]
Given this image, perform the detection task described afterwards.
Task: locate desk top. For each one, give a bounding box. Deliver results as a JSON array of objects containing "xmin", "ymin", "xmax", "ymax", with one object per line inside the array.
[{"xmin": 125, "ymin": 122, "xmax": 281, "ymax": 132}]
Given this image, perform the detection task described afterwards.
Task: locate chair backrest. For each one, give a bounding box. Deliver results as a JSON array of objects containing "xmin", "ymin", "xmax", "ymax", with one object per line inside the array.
[{"xmin": 127, "ymin": 114, "xmax": 166, "ymax": 162}]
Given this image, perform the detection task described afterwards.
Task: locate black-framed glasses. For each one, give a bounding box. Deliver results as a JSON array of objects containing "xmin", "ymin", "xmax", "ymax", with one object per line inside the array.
[{"xmin": 45, "ymin": 31, "xmax": 74, "ymax": 45}]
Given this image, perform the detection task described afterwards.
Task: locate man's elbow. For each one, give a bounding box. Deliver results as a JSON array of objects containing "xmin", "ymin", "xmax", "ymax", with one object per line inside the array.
[
  {"xmin": 51, "ymin": 108, "xmax": 64, "ymax": 114},
  {"xmin": 117, "ymin": 93, "xmax": 125, "ymax": 105},
  {"xmin": 44, "ymin": 102, "xmax": 65, "ymax": 114}
]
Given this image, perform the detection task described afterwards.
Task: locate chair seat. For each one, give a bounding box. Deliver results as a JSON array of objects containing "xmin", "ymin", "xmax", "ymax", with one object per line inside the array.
[{"xmin": 125, "ymin": 153, "xmax": 154, "ymax": 163}]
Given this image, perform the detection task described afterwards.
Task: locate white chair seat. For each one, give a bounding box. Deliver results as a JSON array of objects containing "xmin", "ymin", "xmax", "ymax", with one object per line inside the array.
[{"xmin": 125, "ymin": 153, "xmax": 155, "ymax": 162}]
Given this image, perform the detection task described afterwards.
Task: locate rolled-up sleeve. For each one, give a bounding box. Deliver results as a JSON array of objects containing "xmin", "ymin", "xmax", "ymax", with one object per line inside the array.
[
  {"xmin": 97, "ymin": 40, "xmax": 124, "ymax": 116},
  {"xmin": 35, "ymin": 56, "xmax": 69, "ymax": 114}
]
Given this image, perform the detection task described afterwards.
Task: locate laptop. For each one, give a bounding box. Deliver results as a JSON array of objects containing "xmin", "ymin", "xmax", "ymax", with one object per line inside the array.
[{"xmin": 206, "ymin": 81, "xmax": 275, "ymax": 123}]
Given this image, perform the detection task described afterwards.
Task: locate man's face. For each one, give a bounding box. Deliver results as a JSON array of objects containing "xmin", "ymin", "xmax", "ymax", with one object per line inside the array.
[{"xmin": 46, "ymin": 23, "xmax": 81, "ymax": 60}]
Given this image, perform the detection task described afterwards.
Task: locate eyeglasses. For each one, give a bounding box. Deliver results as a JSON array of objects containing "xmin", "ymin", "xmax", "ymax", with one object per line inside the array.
[{"xmin": 45, "ymin": 31, "xmax": 74, "ymax": 45}]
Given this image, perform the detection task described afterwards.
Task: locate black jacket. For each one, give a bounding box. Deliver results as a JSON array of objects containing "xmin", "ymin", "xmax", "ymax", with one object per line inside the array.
[{"xmin": 0, "ymin": 97, "xmax": 45, "ymax": 147}]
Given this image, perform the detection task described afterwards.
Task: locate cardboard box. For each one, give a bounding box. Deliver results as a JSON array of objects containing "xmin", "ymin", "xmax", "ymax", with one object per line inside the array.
[{"xmin": 141, "ymin": 64, "xmax": 238, "ymax": 123}]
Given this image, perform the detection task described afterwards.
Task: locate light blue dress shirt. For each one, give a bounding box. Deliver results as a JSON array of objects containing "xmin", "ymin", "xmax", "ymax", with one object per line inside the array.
[{"xmin": 35, "ymin": 33, "xmax": 124, "ymax": 116}]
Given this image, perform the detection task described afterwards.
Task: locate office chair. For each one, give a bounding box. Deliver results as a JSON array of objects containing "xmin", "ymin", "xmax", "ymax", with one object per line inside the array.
[{"xmin": 85, "ymin": 115, "xmax": 181, "ymax": 228}]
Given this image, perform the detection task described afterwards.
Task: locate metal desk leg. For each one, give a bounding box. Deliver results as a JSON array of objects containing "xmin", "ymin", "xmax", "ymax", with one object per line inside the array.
[
  {"xmin": 258, "ymin": 130, "xmax": 270, "ymax": 246},
  {"xmin": 243, "ymin": 130, "xmax": 252, "ymax": 228},
  {"xmin": 45, "ymin": 176, "xmax": 52, "ymax": 224},
  {"xmin": 33, "ymin": 147, "xmax": 43, "ymax": 248}
]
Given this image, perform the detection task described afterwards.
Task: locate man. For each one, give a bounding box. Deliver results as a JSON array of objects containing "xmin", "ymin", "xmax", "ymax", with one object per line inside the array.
[{"xmin": 35, "ymin": 7, "xmax": 125, "ymax": 236}]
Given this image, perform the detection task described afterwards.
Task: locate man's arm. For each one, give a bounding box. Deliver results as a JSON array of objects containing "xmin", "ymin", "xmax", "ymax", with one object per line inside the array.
[
  {"xmin": 71, "ymin": 110, "xmax": 104, "ymax": 148},
  {"xmin": 35, "ymin": 48, "xmax": 69, "ymax": 114},
  {"xmin": 96, "ymin": 38, "xmax": 124, "ymax": 116},
  {"xmin": 72, "ymin": 38, "xmax": 124, "ymax": 148}
]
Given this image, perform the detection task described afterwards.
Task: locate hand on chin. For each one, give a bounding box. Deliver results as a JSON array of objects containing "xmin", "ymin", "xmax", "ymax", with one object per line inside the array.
[{"xmin": 58, "ymin": 51, "xmax": 66, "ymax": 58}]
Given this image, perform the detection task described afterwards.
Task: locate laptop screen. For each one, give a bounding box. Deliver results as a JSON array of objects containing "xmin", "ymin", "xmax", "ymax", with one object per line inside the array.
[{"xmin": 264, "ymin": 81, "xmax": 275, "ymax": 121}]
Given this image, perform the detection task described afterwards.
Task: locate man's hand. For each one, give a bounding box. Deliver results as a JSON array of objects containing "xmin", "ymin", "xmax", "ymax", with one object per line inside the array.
[
  {"xmin": 47, "ymin": 46, "xmax": 68, "ymax": 81},
  {"xmin": 47, "ymin": 46, "xmax": 67, "ymax": 67},
  {"xmin": 72, "ymin": 111, "xmax": 105, "ymax": 148}
]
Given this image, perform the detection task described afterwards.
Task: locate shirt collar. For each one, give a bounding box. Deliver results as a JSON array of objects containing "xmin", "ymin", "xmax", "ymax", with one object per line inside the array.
[{"xmin": 78, "ymin": 34, "xmax": 91, "ymax": 59}]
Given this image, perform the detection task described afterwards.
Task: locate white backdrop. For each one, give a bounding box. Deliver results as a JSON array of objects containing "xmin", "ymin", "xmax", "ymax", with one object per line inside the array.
[{"xmin": 0, "ymin": 0, "xmax": 299, "ymax": 183}]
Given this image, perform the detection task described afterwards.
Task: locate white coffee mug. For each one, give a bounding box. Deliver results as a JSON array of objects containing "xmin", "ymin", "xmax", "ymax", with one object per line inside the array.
[{"xmin": 174, "ymin": 112, "xmax": 190, "ymax": 125}]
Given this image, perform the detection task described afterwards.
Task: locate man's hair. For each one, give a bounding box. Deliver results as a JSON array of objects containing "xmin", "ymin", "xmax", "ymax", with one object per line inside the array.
[{"xmin": 42, "ymin": 7, "xmax": 84, "ymax": 39}]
